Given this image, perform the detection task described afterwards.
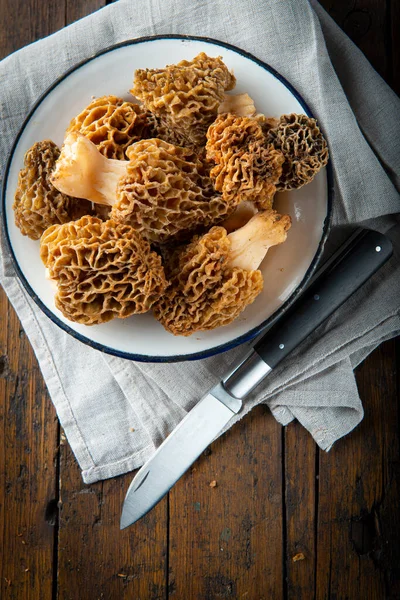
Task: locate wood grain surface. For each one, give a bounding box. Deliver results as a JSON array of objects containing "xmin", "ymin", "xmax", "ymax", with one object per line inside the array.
[{"xmin": 0, "ymin": 1, "xmax": 399, "ymax": 599}]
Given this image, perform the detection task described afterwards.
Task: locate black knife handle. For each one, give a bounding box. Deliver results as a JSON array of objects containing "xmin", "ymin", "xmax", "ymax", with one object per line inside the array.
[{"xmin": 254, "ymin": 229, "xmax": 392, "ymax": 369}]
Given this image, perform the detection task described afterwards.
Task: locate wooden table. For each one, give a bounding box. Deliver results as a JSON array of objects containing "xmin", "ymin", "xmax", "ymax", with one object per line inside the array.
[{"xmin": 1, "ymin": 1, "xmax": 399, "ymax": 598}]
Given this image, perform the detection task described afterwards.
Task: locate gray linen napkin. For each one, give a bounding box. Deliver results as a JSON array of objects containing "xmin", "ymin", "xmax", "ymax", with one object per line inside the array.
[{"xmin": 0, "ymin": 0, "xmax": 399, "ymax": 483}]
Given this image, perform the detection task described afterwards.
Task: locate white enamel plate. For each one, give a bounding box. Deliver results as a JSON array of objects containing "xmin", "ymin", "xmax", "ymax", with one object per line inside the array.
[{"xmin": 2, "ymin": 36, "xmax": 332, "ymax": 362}]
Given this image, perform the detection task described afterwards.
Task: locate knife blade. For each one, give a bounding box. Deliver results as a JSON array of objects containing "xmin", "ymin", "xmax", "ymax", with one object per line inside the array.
[
  {"xmin": 120, "ymin": 384, "xmax": 242, "ymax": 529},
  {"xmin": 121, "ymin": 228, "xmax": 392, "ymax": 529}
]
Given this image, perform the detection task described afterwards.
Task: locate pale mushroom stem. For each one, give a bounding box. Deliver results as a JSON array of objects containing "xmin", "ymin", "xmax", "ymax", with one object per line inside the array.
[
  {"xmin": 51, "ymin": 133, "xmax": 129, "ymax": 206},
  {"xmin": 227, "ymin": 210, "xmax": 291, "ymax": 271},
  {"xmin": 220, "ymin": 200, "xmax": 258, "ymax": 234},
  {"xmin": 218, "ymin": 93, "xmax": 257, "ymax": 117}
]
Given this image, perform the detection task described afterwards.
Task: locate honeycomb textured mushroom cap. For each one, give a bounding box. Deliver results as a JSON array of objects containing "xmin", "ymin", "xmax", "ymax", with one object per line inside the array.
[
  {"xmin": 153, "ymin": 226, "xmax": 263, "ymax": 336},
  {"xmin": 267, "ymin": 113, "xmax": 329, "ymax": 190},
  {"xmin": 40, "ymin": 216, "xmax": 168, "ymax": 325},
  {"xmin": 206, "ymin": 113, "xmax": 285, "ymax": 209},
  {"xmin": 144, "ymin": 111, "xmax": 190, "ymax": 148},
  {"xmin": 13, "ymin": 140, "xmax": 93, "ymax": 240},
  {"xmin": 257, "ymin": 114, "xmax": 279, "ymax": 136},
  {"xmin": 112, "ymin": 138, "xmax": 238, "ymax": 244},
  {"xmin": 66, "ymin": 95, "xmax": 149, "ymax": 160},
  {"xmin": 131, "ymin": 52, "xmax": 236, "ymax": 147}
]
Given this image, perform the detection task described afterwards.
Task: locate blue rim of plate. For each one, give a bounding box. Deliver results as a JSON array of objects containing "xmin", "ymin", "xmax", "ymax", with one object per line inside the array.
[{"xmin": 1, "ymin": 34, "xmax": 334, "ymax": 363}]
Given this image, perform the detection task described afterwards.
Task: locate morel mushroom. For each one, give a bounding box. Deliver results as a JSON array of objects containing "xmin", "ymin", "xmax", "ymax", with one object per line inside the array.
[
  {"xmin": 51, "ymin": 133, "xmax": 239, "ymax": 244},
  {"xmin": 131, "ymin": 52, "xmax": 236, "ymax": 147},
  {"xmin": 266, "ymin": 113, "xmax": 329, "ymax": 190},
  {"xmin": 66, "ymin": 95, "xmax": 149, "ymax": 160},
  {"xmin": 12, "ymin": 140, "xmax": 94, "ymax": 240},
  {"xmin": 144, "ymin": 111, "xmax": 189, "ymax": 148},
  {"xmin": 40, "ymin": 216, "xmax": 168, "ymax": 325},
  {"xmin": 206, "ymin": 113, "xmax": 285, "ymax": 210},
  {"xmin": 154, "ymin": 209, "xmax": 291, "ymax": 336}
]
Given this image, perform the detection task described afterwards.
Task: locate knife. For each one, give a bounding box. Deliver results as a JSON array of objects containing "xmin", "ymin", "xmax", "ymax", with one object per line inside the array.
[{"xmin": 121, "ymin": 228, "xmax": 392, "ymax": 529}]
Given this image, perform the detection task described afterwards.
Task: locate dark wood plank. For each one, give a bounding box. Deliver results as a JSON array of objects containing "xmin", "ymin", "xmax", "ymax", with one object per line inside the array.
[
  {"xmin": 0, "ymin": 292, "xmax": 6, "ymax": 594},
  {"xmin": 284, "ymin": 424, "xmax": 317, "ymax": 599},
  {"xmin": 66, "ymin": 0, "xmax": 106, "ymax": 25},
  {"xmin": 0, "ymin": 0, "xmax": 65, "ymax": 58},
  {"xmin": 378, "ymin": 340, "xmax": 400, "ymax": 598},
  {"xmin": 56, "ymin": 441, "xmax": 168, "ymax": 600},
  {"xmin": 168, "ymin": 405, "xmax": 284, "ymax": 599},
  {"xmin": 316, "ymin": 340, "xmax": 399, "ymax": 599},
  {"xmin": 318, "ymin": 0, "xmax": 390, "ymax": 81},
  {"xmin": 0, "ymin": 0, "xmax": 69, "ymax": 597},
  {"xmin": 0, "ymin": 288, "xmax": 59, "ymax": 600}
]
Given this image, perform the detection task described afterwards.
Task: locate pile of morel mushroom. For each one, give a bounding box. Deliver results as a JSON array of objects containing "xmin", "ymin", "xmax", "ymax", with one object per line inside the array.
[{"xmin": 13, "ymin": 52, "xmax": 329, "ymax": 334}]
